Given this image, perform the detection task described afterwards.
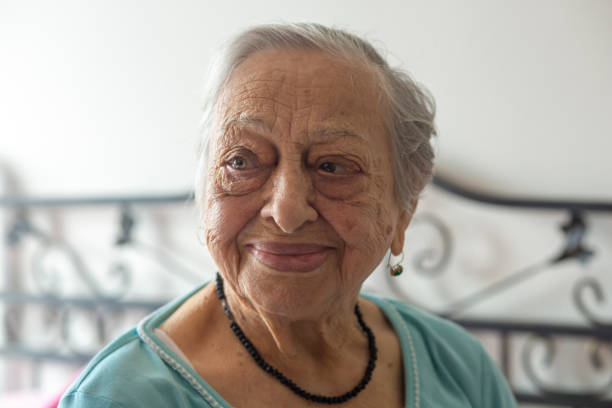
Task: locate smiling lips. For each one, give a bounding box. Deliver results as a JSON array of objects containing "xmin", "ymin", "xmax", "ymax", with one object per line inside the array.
[{"xmin": 247, "ymin": 242, "xmax": 333, "ymax": 272}]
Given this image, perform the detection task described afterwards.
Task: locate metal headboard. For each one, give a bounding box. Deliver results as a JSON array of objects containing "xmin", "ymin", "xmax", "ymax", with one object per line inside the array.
[{"xmin": 1, "ymin": 176, "xmax": 610, "ymax": 406}]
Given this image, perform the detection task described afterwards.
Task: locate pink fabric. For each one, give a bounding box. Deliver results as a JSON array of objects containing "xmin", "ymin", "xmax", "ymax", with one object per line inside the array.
[
  {"xmin": 41, "ymin": 391, "xmax": 63, "ymax": 408},
  {"xmin": 40, "ymin": 367, "xmax": 84, "ymax": 408},
  {"xmin": 1, "ymin": 391, "xmax": 52, "ymax": 408}
]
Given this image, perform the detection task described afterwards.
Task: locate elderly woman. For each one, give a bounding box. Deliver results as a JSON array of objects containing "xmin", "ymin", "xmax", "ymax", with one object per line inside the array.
[{"xmin": 60, "ymin": 23, "xmax": 515, "ymax": 407}]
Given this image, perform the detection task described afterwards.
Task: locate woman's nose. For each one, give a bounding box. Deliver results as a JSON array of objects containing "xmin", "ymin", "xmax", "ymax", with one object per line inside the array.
[{"xmin": 260, "ymin": 163, "xmax": 318, "ymax": 233}]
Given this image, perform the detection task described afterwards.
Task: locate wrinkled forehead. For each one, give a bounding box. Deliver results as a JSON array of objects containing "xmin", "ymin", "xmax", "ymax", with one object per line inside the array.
[{"xmin": 214, "ymin": 49, "xmax": 387, "ymax": 139}]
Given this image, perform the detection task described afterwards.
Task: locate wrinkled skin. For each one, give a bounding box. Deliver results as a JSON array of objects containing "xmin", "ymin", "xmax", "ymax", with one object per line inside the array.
[
  {"xmin": 203, "ymin": 49, "xmax": 413, "ymax": 329},
  {"xmin": 157, "ymin": 49, "xmax": 414, "ymax": 407}
]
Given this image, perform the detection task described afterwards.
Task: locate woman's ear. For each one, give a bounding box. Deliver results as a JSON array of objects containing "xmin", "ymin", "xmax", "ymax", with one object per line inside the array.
[{"xmin": 390, "ymin": 201, "xmax": 417, "ymax": 256}]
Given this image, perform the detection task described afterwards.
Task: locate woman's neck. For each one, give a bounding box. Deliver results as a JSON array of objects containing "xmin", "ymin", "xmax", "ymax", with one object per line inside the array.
[{"xmin": 223, "ymin": 281, "xmax": 365, "ymax": 363}]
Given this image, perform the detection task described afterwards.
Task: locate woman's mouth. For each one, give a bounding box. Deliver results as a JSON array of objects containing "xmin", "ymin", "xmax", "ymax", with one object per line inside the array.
[{"xmin": 246, "ymin": 243, "xmax": 333, "ymax": 273}]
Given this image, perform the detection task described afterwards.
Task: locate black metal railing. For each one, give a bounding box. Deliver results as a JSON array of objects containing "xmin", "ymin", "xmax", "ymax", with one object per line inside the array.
[{"xmin": 1, "ymin": 176, "xmax": 611, "ymax": 406}]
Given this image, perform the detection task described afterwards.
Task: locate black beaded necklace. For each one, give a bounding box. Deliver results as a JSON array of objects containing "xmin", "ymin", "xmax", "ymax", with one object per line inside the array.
[{"xmin": 215, "ymin": 273, "xmax": 377, "ymax": 405}]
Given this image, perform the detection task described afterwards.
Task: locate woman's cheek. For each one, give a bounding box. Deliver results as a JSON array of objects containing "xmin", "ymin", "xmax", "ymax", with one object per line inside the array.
[
  {"xmin": 218, "ymin": 167, "xmax": 270, "ymax": 196},
  {"xmin": 205, "ymin": 196, "xmax": 253, "ymax": 244},
  {"xmin": 203, "ymin": 195, "xmax": 257, "ymax": 277},
  {"xmin": 312, "ymin": 174, "xmax": 366, "ymax": 201},
  {"xmin": 320, "ymin": 192, "xmax": 385, "ymax": 242},
  {"xmin": 319, "ymin": 196, "xmax": 392, "ymax": 271},
  {"xmin": 204, "ymin": 165, "xmax": 270, "ymax": 245}
]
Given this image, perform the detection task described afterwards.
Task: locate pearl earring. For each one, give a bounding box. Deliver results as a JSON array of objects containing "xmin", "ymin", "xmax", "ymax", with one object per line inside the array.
[{"xmin": 389, "ymin": 251, "xmax": 405, "ymax": 277}]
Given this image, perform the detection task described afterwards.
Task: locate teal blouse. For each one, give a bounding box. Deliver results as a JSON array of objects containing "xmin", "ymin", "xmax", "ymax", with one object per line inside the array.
[{"xmin": 59, "ymin": 284, "xmax": 516, "ymax": 407}]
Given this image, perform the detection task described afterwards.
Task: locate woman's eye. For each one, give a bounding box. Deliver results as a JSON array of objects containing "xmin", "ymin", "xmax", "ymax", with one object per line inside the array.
[
  {"xmin": 231, "ymin": 157, "xmax": 247, "ymax": 170},
  {"xmin": 319, "ymin": 162, "xmax": 338, "ymax": 173},
  {"xmin": 317, "ymin": 160, "xmax": 359, "ymax": 176},
  {"xmin": 226, "ymin": 154, "xmax": 256, "ymax": 171},
  {"xmin": 218, "ymin": 150, "xmax": 270, "ymax": 195}
]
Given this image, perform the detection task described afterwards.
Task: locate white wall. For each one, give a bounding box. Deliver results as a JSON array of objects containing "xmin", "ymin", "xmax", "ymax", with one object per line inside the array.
[
  {"xmin": 1, "ymin": 0, "xmax": 611, "ymax": 198},
  {"xmin": 1, "ymin": 0, "xmax": 611, "ymax": 404}
]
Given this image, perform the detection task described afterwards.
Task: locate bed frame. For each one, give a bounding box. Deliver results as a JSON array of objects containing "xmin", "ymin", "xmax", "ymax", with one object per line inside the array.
[{"xmin": 1, "ymin": 176, "xmax": 610, "ymax": 407}]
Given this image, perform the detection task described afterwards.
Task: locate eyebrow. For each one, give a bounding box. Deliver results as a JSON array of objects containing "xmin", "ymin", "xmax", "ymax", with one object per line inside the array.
[
  {"xmin": 223, "ymin": 115, "xmax": 368, "ymax": 144},
  {"xmin": 309, "ymin": 126, "xmax": 367, "ymax": 144},
  {"xmin": 222, "ymin": 116, "xmax": 272, "ymax": 135}
]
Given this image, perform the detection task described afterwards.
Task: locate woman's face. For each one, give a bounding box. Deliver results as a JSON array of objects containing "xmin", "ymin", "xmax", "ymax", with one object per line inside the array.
[{"xmin": 202, "ymin": 49, "xmax": 411, "ymax": 318}]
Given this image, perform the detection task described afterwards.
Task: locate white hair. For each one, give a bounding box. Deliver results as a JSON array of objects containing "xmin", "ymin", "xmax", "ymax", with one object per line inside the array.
[{"xmin": 195, "ymin": 23, "xmax": 436, "ymax": 211}]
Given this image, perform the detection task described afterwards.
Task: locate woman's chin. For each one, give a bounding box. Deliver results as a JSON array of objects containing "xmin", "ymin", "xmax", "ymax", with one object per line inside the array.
[{"xmin": 239, "ymin": 271, "xmax": 336, "ymax": 319}]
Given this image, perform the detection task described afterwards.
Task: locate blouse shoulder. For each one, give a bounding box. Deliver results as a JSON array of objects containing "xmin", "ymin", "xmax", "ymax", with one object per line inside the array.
[
  {"xmin": 58, "ymin": 326, "xmax": 216, "ymax": 408},
  {"xmin": 368, "ymin": 295, "xmax": 517, "ymax": 408}
]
